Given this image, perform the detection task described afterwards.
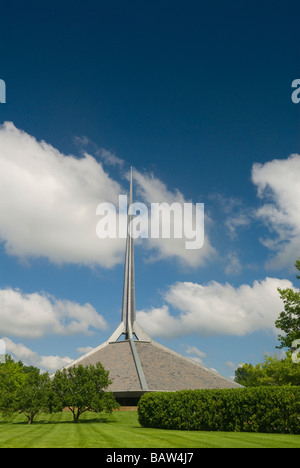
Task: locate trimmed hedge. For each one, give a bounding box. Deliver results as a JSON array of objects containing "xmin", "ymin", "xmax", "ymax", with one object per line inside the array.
[{"xmin": 138, "ymin": 387, "xmax": 300, "ymax": 434}]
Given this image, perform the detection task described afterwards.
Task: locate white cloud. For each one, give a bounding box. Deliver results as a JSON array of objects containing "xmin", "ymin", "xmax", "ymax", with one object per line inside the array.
[
  {"xmin": 225, "ymin": 213, "xmax": 252, "ymax": 240},
  {"xmin": 76, "ymin": 346, "xmax": 94, "ymax": 355},
  {"xmin": 225, "ymin": 251, "xmax": 242, "ymax": 275},
  {"xmin": 0, "ymin": 122, "xmax": 216, "ymax": 269},
  {"xmin": 185, "ymin": 345, "xmax": 207, "ymax": 359},
  {"xmin": 137, "ymin": 277, "xmax": 294, "ymax": 338},
  {"xmin": 225, "ymin": 361, "xmax": 238, "ymax": 369},
  {"xmin": 185, "ymin": 345, "xmax": 207, "ymax": 364},
  {"xmin": 74, "ymin": 135, "xmax": 124, "ymax": 166},
  {"xmin": 209, "ymin": 192, "xmax": 252, "ymax": 240},
  {"xmin": 0, "ymin": 288, "xmax": 107, "ymax": 338},
  {"xmin": 137, "ymin": 305, "xmax": 178, "ymax": 338},
  {"xmin": 133, "ymin": 170, "xmax": 216, "ymax": 267},
  {"xmin": 3, "ymin": 337, "xmax": 73, "ymax": 372},
  {"xmin": 0, "ymin": 122, "xmax": 124, "ymax": 268},
  {"xmin": 252, "ymin": 153, "xmax": 300, "ymax": 269}
]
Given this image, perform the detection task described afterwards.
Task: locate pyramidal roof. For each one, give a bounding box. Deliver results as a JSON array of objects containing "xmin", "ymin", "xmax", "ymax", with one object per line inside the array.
[{"xmin": 62, "ymin": 169, "xmax": 241, "ymax": 398}]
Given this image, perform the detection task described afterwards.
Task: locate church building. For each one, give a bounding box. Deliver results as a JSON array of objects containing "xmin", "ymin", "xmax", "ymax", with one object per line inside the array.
[{"xmin": 61, "ymin": 169, "xmax": 241, "ymax": 404}]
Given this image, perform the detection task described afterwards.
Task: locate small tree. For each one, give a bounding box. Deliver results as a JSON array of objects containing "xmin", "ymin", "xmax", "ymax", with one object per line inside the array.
[
  {"xmin": 235, "ymin": 258, "xmax": 300, "ymax": 388},
  {"xmin": 276, "ymin": 258, "xmax": 300, "ymax": 350},
  {"xmin": 15, "ymin": 369, "xmax": 52, "ymax": 424},
  {"xmin": 0, "ymin": 359, "xmax": 52, "ymax": 424},
  {"xmin": 52, "ymin": 362, "xmax": 119, "ymax": 423},
  {"xmin": 0, "ymin": 357, "xmax": 26, "ymax": 418}
]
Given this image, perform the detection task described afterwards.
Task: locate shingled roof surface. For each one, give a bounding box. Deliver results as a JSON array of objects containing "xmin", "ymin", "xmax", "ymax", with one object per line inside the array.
[
  {"xmin": 71, "ymin": 339, "xmax": 241, "ymax": 392},
  {"xmin": 135, "ymin": 341, "xmax": 240, "ymax": 390},
  {"xmin": 75, "ymin": 341, "xmax": 141, "ymax": 392}
]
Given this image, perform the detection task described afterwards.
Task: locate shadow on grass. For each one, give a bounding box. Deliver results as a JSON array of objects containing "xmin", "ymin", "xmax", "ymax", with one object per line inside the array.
[{"xmin": 0, "ymin": 414, "xmax": 117, "ymax": 425}]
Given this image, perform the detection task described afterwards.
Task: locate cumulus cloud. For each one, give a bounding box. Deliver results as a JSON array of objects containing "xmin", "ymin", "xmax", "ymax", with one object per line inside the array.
[
  {"xmin": 133, "ymin": 170, "xmax": 216, "ymax": 267},
  {"xmin": 0, "ymin": 122, "xmax": 215, "ymax": 269},
  {"xmin": 0, "ymin": 288, "xmax": 107, "ymax": 338},
  {"xmin": 0, "ymin": 122, "xmax": 124, "ymax": 268},
  {"xmin": 3, "ymin": 337, "xmax": 73, "ymax": 372},
  {"xmin": 137, "ymin": 277, "xmax": 294, "ymax": 338},
  {"xmin": 252, "ymin": 154, "xmax": 300, "ymax": 269}
]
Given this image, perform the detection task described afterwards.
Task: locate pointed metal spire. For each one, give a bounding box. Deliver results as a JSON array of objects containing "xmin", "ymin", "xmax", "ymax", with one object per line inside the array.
[
  {"xmin": 121, "ymin": 167, "xmax": 135, "ymax": 338},
  {"xmin": 108, "ymin": 167, "xmax": 151, "ymax": 344}
]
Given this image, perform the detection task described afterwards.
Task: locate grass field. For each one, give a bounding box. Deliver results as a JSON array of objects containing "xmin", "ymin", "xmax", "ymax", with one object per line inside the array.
[{"xmin": 0, "ymin": 410, "xmax": 300, "ymax": 448}]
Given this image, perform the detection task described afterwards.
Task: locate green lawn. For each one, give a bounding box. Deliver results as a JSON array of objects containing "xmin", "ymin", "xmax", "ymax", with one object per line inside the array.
[{"xmin": 0, "ymin": 410, "xmax": 300, "ymax": 448}]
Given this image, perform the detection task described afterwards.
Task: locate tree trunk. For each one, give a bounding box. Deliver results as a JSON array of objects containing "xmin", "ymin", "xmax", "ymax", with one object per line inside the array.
[{"xmin": 27, "ymin": 414, "xmax": 34, "ymax": 424}]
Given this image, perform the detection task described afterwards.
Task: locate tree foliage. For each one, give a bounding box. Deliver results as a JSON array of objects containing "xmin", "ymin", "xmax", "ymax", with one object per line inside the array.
[
  {"xmin": 235, "ymin": 353, "xmax": 300, "ymax": 387},
  {"xmin": 0, "ymin": 358, "xmax": 26, "ymax": 416},
  {"xmin": 0, "ymin": 359, "xmax": 51, "ymax": 423},
  {"xmin": 235, "ymin": 258, "xmax": 300, "ymax": 387},
  {"xmin": 138, "ymin": 388, "xmax": 300, "ymax": 434},
  {"xmin": 14, "ymin": 369, "xmax": 52, "ymax": 424},
  {"xmin": 52, "ymin": 363, "xmax": 119, "ymax": 422},
  {"xmin": 276, "ymin": 258, "xmax": 300, "ymax": 350},
  {"xmin": 0, "ymin": 358, "xmax": 119, "ymax": 423}
]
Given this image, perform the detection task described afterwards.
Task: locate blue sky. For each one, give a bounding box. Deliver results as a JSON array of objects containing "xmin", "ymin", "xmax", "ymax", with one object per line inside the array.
[{"xmin": 0, "ymin": 0, "xmax": 299, "ymax": 379}]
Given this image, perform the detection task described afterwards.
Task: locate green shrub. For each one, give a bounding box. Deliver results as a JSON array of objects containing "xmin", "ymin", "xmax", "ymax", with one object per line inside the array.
[{"xmin": 138, "ymin": 387, "xmax": 300, "ymax": 434}]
